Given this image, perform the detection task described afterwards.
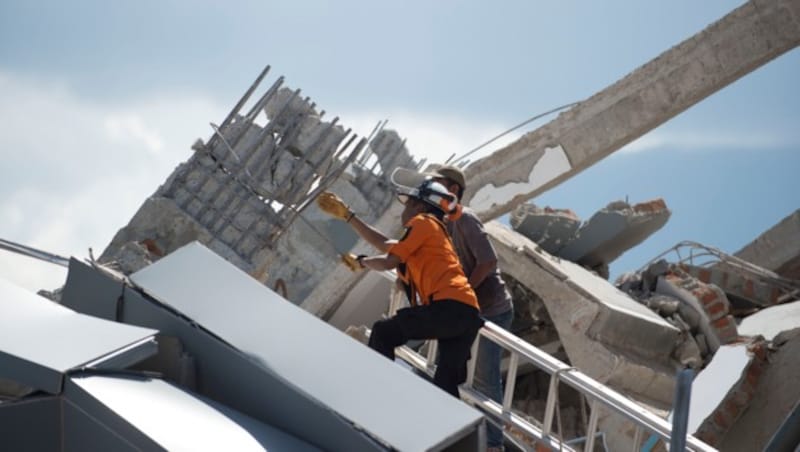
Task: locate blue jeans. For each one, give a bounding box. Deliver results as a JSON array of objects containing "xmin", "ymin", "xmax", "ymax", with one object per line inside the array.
[{"xmin": 475, "ymin": 308, "xmax": 513, "ymax": 448}]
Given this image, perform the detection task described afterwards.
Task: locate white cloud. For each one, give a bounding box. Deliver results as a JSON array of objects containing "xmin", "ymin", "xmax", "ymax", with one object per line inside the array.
[
  {"xmin": 0, "ymin": 71, "xmax": 226, "ymax": 292},
  {"xmin": 104, "ymin": 114, "xmax": 165, "ymax": 155},
  {"xmin": 619, "ymin": 129, "xmax": 791, "ymax": 155}
]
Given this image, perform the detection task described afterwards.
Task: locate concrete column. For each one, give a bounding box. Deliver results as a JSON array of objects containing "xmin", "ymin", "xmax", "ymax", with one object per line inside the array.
[{"xmin": 464, "ymin": 0, "xmax": 800, "ymax": 221}]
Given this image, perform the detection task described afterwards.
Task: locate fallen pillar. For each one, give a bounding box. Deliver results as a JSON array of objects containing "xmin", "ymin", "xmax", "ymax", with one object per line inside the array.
[{"xmin": 463, "ymin": 0, "xmax": 800, "ymax": 221}]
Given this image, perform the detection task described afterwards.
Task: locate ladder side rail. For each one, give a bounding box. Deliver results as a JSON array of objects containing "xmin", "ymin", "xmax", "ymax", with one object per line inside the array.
[
  {"xmin": 475, "ymin": 322, "xmax": 716, "ymax": 452},
  {"xmin": 393, "ymin": 322, "xmax": 716, "ymax": 451}
]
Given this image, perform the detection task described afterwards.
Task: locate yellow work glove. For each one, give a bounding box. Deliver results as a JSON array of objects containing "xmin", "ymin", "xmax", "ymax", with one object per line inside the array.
[
  {"xmin": 341, "ymin": 253, "xmax": 365, "ymax": 272},
  {"xmin": 317, "ymin": 192, "xmax": 354, "ymax": 221}
]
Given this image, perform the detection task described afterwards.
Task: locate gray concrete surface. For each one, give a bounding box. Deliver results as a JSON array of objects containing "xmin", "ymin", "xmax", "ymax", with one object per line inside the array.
[
  {"xmin": 734, "ymin": 209, "xmax": 800, "ymax": 279},
  {"xmin": 486, "ymin": 221, "xmax": 680, "ymax": 406}
]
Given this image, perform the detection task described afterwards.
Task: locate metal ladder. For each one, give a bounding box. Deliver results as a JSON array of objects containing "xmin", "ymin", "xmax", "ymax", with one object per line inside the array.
[{"xmin": 388, "ymin": 291, "xmax": 716, "ymax": 451}]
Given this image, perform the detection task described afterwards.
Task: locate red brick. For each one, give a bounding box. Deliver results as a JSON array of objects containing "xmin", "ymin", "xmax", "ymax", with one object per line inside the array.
[
  {"xmin": 748, "ymin": 342, "xmax": 768, "ymax": 361},
  {"xmin": 712, "ymin": 316, "xmax": 739, "ymax": 343},
  {"xmin": 700, "ymin": 288, "xmax": 719, "ymax": 304},
  {"xmin": 706, "ymin": 300, "xmax": 727, "ymax": 317},
  {"xmin": 743, "ymin": 361, "xmax": 766, "ymax": 388},
  {"xmin": 713, "ymin": 410, "xmax": 731, "ymax": 430},
  {"xmin": 730, "ymin": 388, "xmax": 753, "ymax": 406},
  {"xmin": 723, "ymin": 398, "xmax": 741, "ymax": 420},
  {"xmin": 696, "ymin": 429, "xmax": 721, "ymax": 446},
  {"xmin": 743, "ymin": 279, "xmax": 755, "ymax": 298}
]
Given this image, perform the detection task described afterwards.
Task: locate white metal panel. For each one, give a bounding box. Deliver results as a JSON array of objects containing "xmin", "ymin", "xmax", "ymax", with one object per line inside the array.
[
  {"xmin": 131, "ymin": 242, "xmax": 483, "ymax": 451},
  {"xmin": 0, "ymin": 278, "xmax": 157, "ymax": 394},
  {"xmin": 71, "ymin": 375, "xmax": 320, "ymax": 451}
]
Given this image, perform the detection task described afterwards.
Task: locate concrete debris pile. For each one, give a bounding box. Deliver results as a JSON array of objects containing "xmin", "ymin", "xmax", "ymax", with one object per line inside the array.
[
  {"xmin": 96, "ymin": 69, "xmax": 421, "ymax": 304},
  {"xmin": 511, "ymin": 198, "xmax": 670, "ymax": 278},
  {"xmin": 602, "ymin": 215, "xmax": 800, "ymax": 449},
  {"xmin": 480, "ymin": 209, "xmax": 800, "ymax": 450},
  {"xmin": 616, "ymin": 240, "xmax": 800, "ymax": 367}
]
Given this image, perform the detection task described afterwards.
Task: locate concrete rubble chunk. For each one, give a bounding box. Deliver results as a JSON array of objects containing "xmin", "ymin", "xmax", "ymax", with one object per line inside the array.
[
  {"xmin": 559, "ymin": 198, "xmax": 670, "ymax": 274},
  {"xmin": 512, "ymin": 198, "xmax": 670, "ymax": 278},
  {"xmin": 509, "ymin": 203, "xmax": 580, "ymax": 255}
]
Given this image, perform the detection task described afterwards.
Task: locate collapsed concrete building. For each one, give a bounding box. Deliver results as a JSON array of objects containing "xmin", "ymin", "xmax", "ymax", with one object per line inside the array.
[{"xmin": 2, "ymin": 0, "xmax": 800, "ymax": 451}]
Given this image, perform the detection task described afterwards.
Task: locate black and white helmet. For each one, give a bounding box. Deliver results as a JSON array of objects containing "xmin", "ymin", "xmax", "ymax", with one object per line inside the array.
[{"xmin": 394, "ymin": 177, "xmax": 457, "ymax": 214}]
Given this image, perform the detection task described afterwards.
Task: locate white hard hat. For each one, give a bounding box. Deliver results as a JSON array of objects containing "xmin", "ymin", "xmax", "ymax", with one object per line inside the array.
[{"xmin": 394, "ymin": 177, "xmax": 457, "ymax": 214}]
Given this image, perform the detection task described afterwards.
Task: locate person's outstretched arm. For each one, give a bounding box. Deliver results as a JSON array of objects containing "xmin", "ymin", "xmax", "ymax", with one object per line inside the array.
[
  {"xmin": 317, "ymin": 192, "xmax": 395, "ymax": 252},
  {"xmin": 347, "ymin": 214, "xmax": 396, "ymax": 253},
  {"xmin": 359, "ymin": 253, "xmax": 401, "ymax": 271}
]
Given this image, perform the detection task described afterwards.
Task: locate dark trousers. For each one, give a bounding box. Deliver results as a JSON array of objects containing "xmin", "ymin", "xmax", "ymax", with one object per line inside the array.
[{"xmin": 369, "ymin": 300, "xmax": 484, "ymax": 397}]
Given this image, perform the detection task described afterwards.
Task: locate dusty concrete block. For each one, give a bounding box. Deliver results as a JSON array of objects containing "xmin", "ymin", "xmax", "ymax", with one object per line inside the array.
[
  {"xmin": 510, "ymin": 203, "xmax": 580, "ymax": 255},
  {"xmin": 558, "ymin": 198, "xmax": 670, "ymax": 271}
]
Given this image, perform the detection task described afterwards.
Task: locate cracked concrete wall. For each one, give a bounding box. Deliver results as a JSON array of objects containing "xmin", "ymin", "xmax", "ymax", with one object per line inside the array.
[{"xmin": 462, "ymin": 0, "xmax": 800, "ymax": 221}]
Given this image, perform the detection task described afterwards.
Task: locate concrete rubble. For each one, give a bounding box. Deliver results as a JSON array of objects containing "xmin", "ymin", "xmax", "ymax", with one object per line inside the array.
[
  {"xmin": 3, "ymin": 1, "xmax": 800, "ymax": 450},
  {"xmin": 98, "ymin": 73, "xmax": 421, "ymax": 306},
  {"xmin": 88, "ymin": 7, "xmax": 800, "ymax": 449},
  {"xmin": 511, "ymin": 198, "xmax": 670, "ymax": 278}
]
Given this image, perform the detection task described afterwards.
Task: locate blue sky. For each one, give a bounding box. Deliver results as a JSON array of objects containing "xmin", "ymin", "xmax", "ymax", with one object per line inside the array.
[{"xmin": 1, "ymin": 1, "xmax": 798, "ymax": 290}]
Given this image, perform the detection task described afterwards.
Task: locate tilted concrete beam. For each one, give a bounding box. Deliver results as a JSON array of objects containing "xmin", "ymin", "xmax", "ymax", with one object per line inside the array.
[
  {"xmin": 464, "ymin": 0, "xmax": 800, "ymax": 220},
  {"xmin": 486, "ymin": 221, "xmax": 681, "ymax": 406},
  {"xmin": 734, "ymin": 209, "xmax": 800, "ymax": 279}
]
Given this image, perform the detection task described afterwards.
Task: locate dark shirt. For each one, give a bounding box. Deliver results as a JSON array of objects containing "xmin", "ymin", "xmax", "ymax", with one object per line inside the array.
[{"xmin": 445, "ymin": 206, "xmax": 513, "ymax": 317}]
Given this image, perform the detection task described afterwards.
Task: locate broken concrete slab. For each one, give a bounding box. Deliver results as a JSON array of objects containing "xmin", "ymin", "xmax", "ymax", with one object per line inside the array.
[
  {"xmin": 328, "ymin": 270, "xmax": 393, "ymax": 330},
  {"xmin": 738, "ymin": 299, "xmax": 800, "ymax": 341},
  {"xmin": 719, "ymin": 329, "xmax": 800, "ymax": 451},
  {"xmin": 509, "ymin": 203, "xmax": 580, "ymax": 255},
  {"xmin": 486, "ymin": 221, "xmax": 682, "ymax": 406},
  {"xmin": 510, "ymin": 199, "xmax": 670, "ymax": 279},
  {"xmin": 692, "ymin": 338, "xmax": 788, "ymax": 451},
  {"xmin": 558, "ymin": 199, "xmax": 670, "ymax": 273},
  {"xmin": 686, "ymin": 343, "xmax": 753, "ymax": 443}
]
